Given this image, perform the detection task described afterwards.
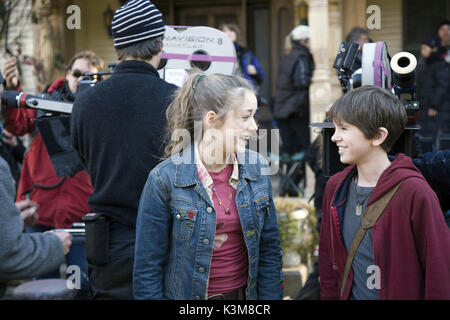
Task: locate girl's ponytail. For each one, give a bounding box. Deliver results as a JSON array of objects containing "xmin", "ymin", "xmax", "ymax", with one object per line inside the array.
[{"xmin": 164, "ymin": 68, "xmax": 203, "ymax": 159}]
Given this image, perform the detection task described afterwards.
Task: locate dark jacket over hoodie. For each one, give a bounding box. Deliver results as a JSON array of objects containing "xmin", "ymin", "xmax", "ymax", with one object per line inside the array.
[
  {"xmin": 71, "ymin": 60, "xmax": 177, "ymax": 226},
  {"xmin": 319, "ymin": 154, "xmax": 450, "ymax": 300}
]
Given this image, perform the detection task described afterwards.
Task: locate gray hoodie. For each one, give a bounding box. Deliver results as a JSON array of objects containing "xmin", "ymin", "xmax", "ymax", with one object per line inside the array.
[{"xmin": 0, "ymin": 157, "xmax": 64, "ymax": 297}]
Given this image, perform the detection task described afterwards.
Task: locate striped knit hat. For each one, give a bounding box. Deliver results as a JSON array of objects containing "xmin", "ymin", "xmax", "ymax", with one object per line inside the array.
[{"xmin": 111, "ymin": 0, "xmax": 165, "ymax": 49}]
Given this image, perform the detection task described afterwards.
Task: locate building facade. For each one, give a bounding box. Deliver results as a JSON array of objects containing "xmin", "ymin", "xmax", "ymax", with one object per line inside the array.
[{"xmin": 1, "ymin": 0, "xmax": 448, "ymax": 191}]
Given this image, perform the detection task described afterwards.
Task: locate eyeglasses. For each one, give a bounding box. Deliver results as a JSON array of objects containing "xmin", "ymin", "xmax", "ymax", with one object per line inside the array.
[{"xmin": 71, "ymin": 69, "xmax": 88, "ymax": 78}]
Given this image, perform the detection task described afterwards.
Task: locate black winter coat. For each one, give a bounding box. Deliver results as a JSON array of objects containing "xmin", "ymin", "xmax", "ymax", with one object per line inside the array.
[
  {"xmin": 273, "ymin": 43, "xmax": 315, "ymax": 120},
  {"xmin": 416, "ymin": 54, "xmax": 450, "ymax": 129},
  {"xmin": 71, "ymin": 61, "xmax": 177, "ymax": 226}
]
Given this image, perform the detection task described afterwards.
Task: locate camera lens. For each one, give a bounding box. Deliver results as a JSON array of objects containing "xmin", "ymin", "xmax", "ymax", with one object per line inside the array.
[
  {"xmin": 190, "ymin": 50, "xmax": 211, "ymax": 71},
  {"xmin": 398, "ymin": 57, "xmax": 410, "ymax": 68}
]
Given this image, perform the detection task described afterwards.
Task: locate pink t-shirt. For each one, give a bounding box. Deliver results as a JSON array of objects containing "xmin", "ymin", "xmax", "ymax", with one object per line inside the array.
[{"xmin": 207, "ymin": 165, "xmax": 248, "ymax": 295}]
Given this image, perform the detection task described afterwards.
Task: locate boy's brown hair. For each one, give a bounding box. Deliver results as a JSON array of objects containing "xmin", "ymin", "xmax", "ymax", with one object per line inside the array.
[{"xmin": 328, "ymin": 85, "xmax": 407, "ymax": 152}]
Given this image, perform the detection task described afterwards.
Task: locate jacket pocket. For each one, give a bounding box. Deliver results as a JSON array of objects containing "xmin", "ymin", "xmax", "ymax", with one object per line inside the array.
[
  {"xmin": 171, "ymin": 205, "xmax": 198, "ymax": 241},
  {"xmin": 253, "ymin": 194, "xmax": 270, "ymax": 231}
]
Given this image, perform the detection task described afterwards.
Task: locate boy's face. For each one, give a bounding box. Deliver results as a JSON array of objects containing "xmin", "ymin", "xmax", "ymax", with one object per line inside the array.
[{"xmin": 331, "ymin": 119, "xmax": 373, "ymax": 165}]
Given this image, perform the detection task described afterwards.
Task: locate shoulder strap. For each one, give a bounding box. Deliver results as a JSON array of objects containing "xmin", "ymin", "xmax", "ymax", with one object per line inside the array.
[{"xmin": 339, "ymin": 181, "xmax": 402, "ymax": 298}]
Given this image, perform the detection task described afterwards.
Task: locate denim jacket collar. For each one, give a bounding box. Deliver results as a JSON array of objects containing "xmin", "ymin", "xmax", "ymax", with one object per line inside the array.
[
  {"xmin": 236, "ymin": 151, "xmax": 262, "ymax": 182},
  {"xmin": 174, "ymin": 144, "xmax": 261, "ymax": 188}
]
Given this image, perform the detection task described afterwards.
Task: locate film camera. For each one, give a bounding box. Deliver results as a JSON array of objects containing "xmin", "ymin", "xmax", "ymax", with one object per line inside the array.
[
  {"xmin": 312, "ymin": 41, "xmax": 431, "ymax": 177},
  {"xmin": 333, "ymin": 41, "xmax": 361, "ymax": 93},
  {"xmin": 77, "ymin": 63, "xmax": 116, "ymax": 93}
]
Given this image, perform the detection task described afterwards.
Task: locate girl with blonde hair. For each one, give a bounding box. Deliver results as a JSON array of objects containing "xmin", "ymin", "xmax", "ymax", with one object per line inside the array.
[{"xmin": 133, "ymin": 69, "xmax": 283, "ymax": 300}]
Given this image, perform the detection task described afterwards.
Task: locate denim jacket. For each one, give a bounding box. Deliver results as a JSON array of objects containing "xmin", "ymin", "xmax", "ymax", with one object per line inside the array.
[{"xmin": 133, "ymin": 145, "xmax": 283, "ymax": 300}]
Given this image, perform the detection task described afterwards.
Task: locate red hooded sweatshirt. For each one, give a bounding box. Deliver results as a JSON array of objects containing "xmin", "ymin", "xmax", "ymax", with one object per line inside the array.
[
  {"xmin": 319, "ymin": 153, "xmax": 450, "ymax": 300},
  {"xmin": 6, "ymin": 77, "xmax": 92, "ymax": 228}
]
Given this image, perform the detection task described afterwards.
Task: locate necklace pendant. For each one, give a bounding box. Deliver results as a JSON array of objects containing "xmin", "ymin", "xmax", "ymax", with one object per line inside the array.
[
  {"xmin": 218, "ymin": 200, "xmax": 222, "ymax": 205},
  {"xmin": 225, "ymin": 208, "xmax": 230, "ymax": 215},
  {"xmin": 356, "ymin": 204, "xmax": 362, "ymax": 216}
]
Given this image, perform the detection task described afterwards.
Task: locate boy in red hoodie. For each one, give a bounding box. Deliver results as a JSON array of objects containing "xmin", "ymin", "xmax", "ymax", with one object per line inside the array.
[{"xmin": 319, "ymin": 85, "xmax": 450, "ymax": 300}]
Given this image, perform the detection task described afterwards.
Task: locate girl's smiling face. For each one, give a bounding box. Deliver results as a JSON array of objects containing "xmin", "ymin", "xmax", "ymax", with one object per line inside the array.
[
  {"xmin": 202, "ymin": 89, "xmax": 258, "ymax": 162},
  {"xmin": 218, "ymin": 90, "xmax": 258, "ymax": 156}
]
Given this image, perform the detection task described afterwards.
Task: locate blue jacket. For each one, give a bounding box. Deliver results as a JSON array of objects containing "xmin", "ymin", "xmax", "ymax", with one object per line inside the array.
[
  {"xmin": 236, "ymin": 44, "xmax": 265, "ymax": 89},
  {"xmin": 133, "ymin": 146, "xmax": 283, "ymax": 300}
]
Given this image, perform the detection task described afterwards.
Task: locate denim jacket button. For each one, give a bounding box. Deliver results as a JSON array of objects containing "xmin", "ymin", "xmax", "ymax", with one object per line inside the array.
[
  {"xmin": 199, "ymin": 267, "xmax": 205, "ymax": 273},
  {"xmin": 203, "ymin": 239, "xmax": 209, "ymax": 245},
  {"xmin": 176, "ymin": 214, "xmax": 181, "ymax": 220},
  {"xmin": 207, "ymin": 207, "xmax": 213, "ymax": 213}
]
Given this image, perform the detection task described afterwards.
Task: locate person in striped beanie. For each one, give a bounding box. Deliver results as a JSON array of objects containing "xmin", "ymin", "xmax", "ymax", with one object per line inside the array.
[
  {"xmin": 71, "ymin": 0, "xmax": 178, "ymax": 299},
  {"xmin": 111, "ymin": 0, "xmax": 165, "ymax": 51}
]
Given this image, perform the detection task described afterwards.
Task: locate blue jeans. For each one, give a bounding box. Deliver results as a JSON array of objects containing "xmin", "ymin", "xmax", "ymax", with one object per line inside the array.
[{"xmin": 25, "ymin": 224, "xmax": 90, "ymax": 293}]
